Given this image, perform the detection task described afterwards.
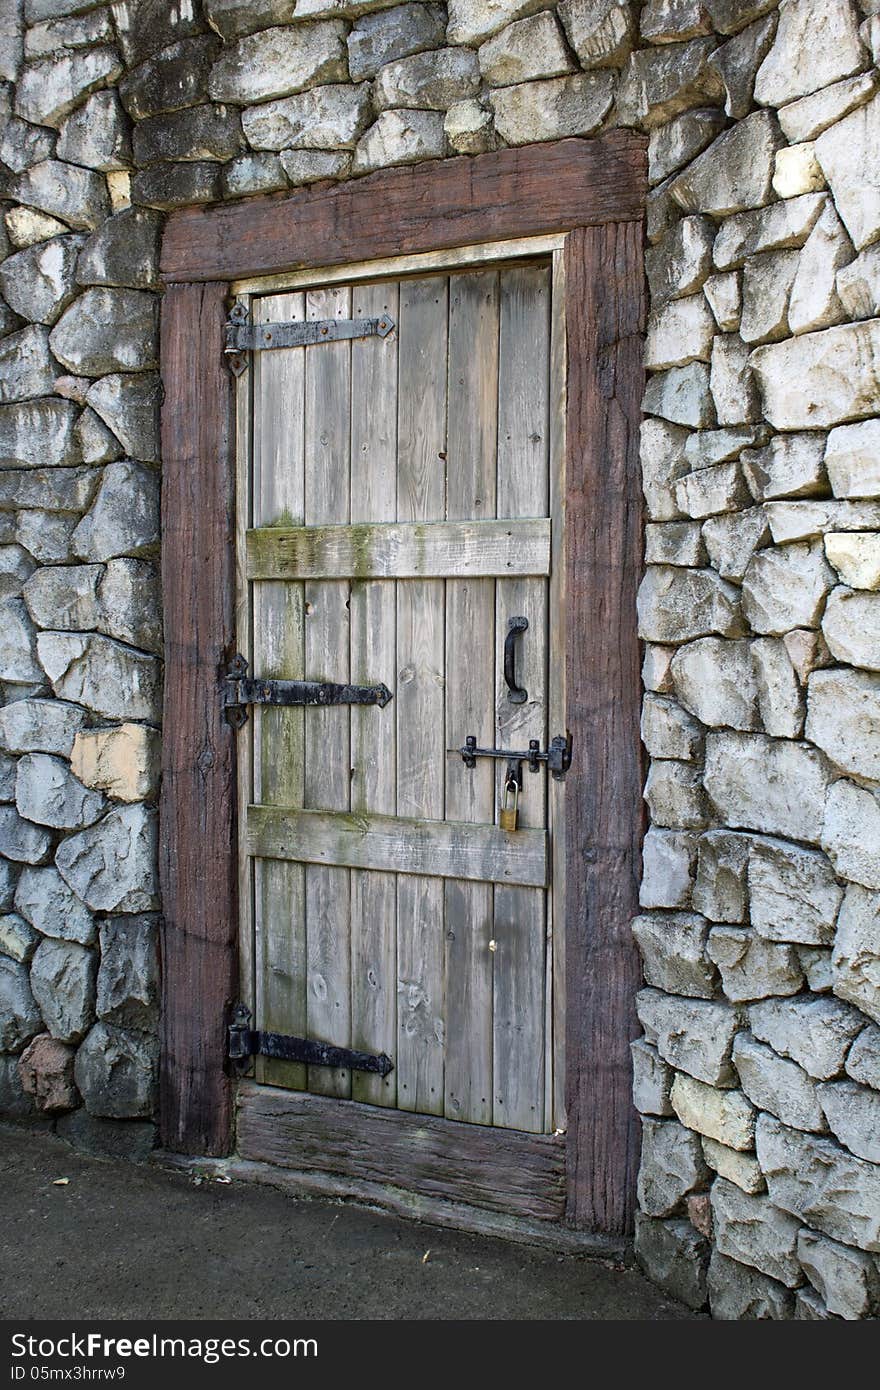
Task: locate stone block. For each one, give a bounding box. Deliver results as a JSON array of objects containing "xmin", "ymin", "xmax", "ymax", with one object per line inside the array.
[
  {"xmin": 751, "ymin": 638, "xmax": 804, "ymax": 739},
  {"xmin": 447, "ymin": 0, "xmax": 550, "ymax": 47},
  {"xmin": 634, "ymin": 1214, "xmax": 709, "ymax": 1311},
  {"xmin": 670, "ymin": 110, "xmax": 784, "ymax": 216},
  {"xmin": 242, "ymin": 83, "xmax": 373, "ymax": 151},
  {"xmin": 646, "ymin": 217, "xmax": 714, "ymax": 309},
  {"xmin": 17, "ymin": 1031, "xmax": 77, "ymax": 1112},
  {"xmin": 637, "ymin": 566, "xmax": 743, "ymax": 643},
  {"xmin": 443, "ymin": 101, "xmax": 496, "ymax": 156},
  {"xmin": 55, "ymin": 803, "xmax": 158, "ymax": 913},
  {"xmin": 815, "ymin": 93, "xmax": 880, "ymax": 251},
  {"xmin": 489, "ymin": 72, "xmax": 616, "ymax": 145},
  {"xmin": 772, "ymin": 142, "xmax": 824, "ymax": 200},
  {"xmin": 763, "ymin": 499, "xmax": 880, "ymax": 545},
  {"xmin": 71, "ymin": 724, "xmax": 159, "ymax": 804},
  {"xmin": 558, "ymin": 0, "xmax": 636, "ymax": 69},
  {"xmin": 708, "ymin": 927, "xmax": 804, "ymax": 1002},
  {"xmin": 0, "ymin": 806, "xmax": 52, "ymax": 866},
  {"xmin": 807, "ymin": 667, "xmax": 880, "ymax": 783},
  {"xmin": 788, "ymin": 202, "xmax": 853, "ymax": 336},
  {"xmin": 6, "ymin": 207, "xmax": 70, "ymax": 250},
  {"xmin": 707, "ymin": 1248, "xmax": 795, "ymax": 1318},
  {"xmin": 15, "ymin": 47, "xmax": 122, "ymax": 129},
  {"xmin": 708, "ymin": 11, "xmax": 777, "ymax": 118},
  {"xmin": 704, "ymin": 271, "xmax": 741, "ymax": 331},
  {"xmin": 644, "ymin": 759, "xmax": 708, "ymax": 829},
  {"xmin": 74, "ymin": 1020, "xmax": 157, "ymax": 1118},
  {"xmin": 671, "ymin": 1072, "xmax": 756, "ymax": 1149},
  {"xmin": 704, "ymin": 731, "xmax": 832, "ymax": 844},
  {"xmin": 742, "ymin": 540, "xmax": 834, "ymax": 634},
  {"xmin": 55, "ymin": 90, "xmax": 131, "ymax": 171},
  {"xmin": 348, "ymin": 4, "xmax": 446, "ymax": 81},
  {"xmin": 638, "ymin": 1116, "xmax": 710, "ymax": 1216},
  {"xmin": 49, "ymin": 288, "xmax": 158, "ymax": 377},
  {"xmin": 14, "ymin": 864, "xmax": 94, "ymax": 945},
  {"xmin": 119, "ymin": 36, "xmax": 220, "ymax": 119},
  {"xmin": 754, "ymin": 0, "xmax": 867, "ymax": 108},
  {"xmin": 797, "ymin": 1228, "xmax": 880, "ymax": 1319},
  {"xmin": 817, "ymin": 1079, "xmax": 880, "ymax": 1162},
  {"xmin": 748, "ymin": 838, "xmax": 842, "ymax": 947},
  {"xmin": 208, "ymin": 22, "xmax": 347, "ymax": 106},
  {"xmin": 671, "ymin": 637, "xmax": 758, "ymax": 731},
  {"xmin": 846, "ymin": 1023, "xmax": 880, "ymax": 1090},
  {"xmin": 645, "ymin": 293, "xmax": 715, "ymax": 371},
  {"xmin": 223, "ymin": 153, "xmax": 287, "ymax": 198},
  {"xmin": 640, "ymin": 418, "xmax": 690, "ymax": 520},
  {"xmin": 640, "ymin": 827, "xmax": 698, "ymax": 909},
  {"xmin": 825, "ymin": 419, "xmax": 880, "ymax": 498},
  {"xmin": 15, "ymin": 752, "xmax": 104, "ymax": 829},
  {"xmin": 631, "ymin": 1037, "xmax": 674, "ymax": 1115},
  {"xmin": 616, "ymin": 38, "xmax": 722, "ymax": 130},
  {"xmin": 636, "ymin": 987, "xmax": 739, "ymax": 1085},
  {"xmin": 711, "ymin": 1177, "xmax": 803, "ymax": 1286},
  {"xmin": 0, "ymin": 699, "xmax": 85, "ymax": 757},
  {"xmin": 95, "ymin": 913, "xmax": 158, "ymax": 1031},
  {"xmin": 375, "ymin": 47, "xmax": 480, "ymax": 110},
  {"xmin": 740, "ymin": 248, "xmax": 799, "ymax": 345},
  {"xmin": 702, "ymin": 1135, "xmax": 765, "ymax": 1190},
  {"xmin": 822, "ymin": 586, "xmax": 880, "ymax": 670},
  {"xmin": 837, "ymin": 244, "xmax": 880, "ymax": 321},
  {"xmin": 701, "ymin": 507, "xmax": 769, "ymax": 582},
  {"xmin": 713, "ymin": 192, "xmax": 826, "ymax": 270},
  {"xmin": 825, "ymin": 533, "xmax": 880, "ymax": 589},
  {"xmin": 674, "ymin": 461, "xmax": 750, "ymax": 519},
  {"xmin": 648, "ymin": 108, "xmax": 726, "ymax": 186},
  {"xmin": 85, "ymin": 376, "xmax": 160, "ymax": 464},
  {"xmin": 750, "ymin": 319, "xmax": 880, "ymax": 431},
  {"xmin": 643, "ymin": 643, "xmax": 677, "ymax": 694},
  {"xmin": 757, "ymin": 1112, "xmax": 880, "ymax": 1252},
  {"xmin": 743, "ymin": 432, "xmax": 827, "ymax": 501},
  {"xmin": 643, "ymin": 363, "xmax": 715, "ymax": 428},
  {"xmin": 71, "ymin": 460, "xmax": 159, "ymax": 560},
  {"xmin": 0, "ymin": 955, "xmax": 43, "ymax": 1052},
  {"xmin": 693, "ymin": 829, "xmax": 750, "ymax": 923},
  {"xmin": 709, "ymin": 335, "xmax": 760, "ymax": 426},
  {"xmin": 37, "ymin": 633, "xmax": 161, "ymax": 723},
  {"xmin": 832, "ymin": 884, "xmax": 880, "ymax": 1024},
  {"xmin": 644, "ymin": 521, "xmax": 706, "ymax": 568},
  {"xmin": 749, "ymin": 995, "xmax": 865, "ymax": 1079},
  {"xmin": 0, "ymin": 913, "xmax": 38, "ymax": 964},
  {"xmin": 641, "ymin": 693, "xmax": 702, "ymax": 760},
  {"xmin": 131, "ymin": 161, "xmax": 222, "ymax": 209},
  {"xmin": 76, "ymin": 209, "xmax": 161, "ymax": 292},
  {"xmin": 733, "ymin": 1032, "xmax": 825, "ymax": 1130},
  {"xmin": 14, "ymin": 159, "xmax": 109, "ymax": 231},
  {"xmin": 352, "ymin": 110, "xmax": 445, "ymax": 173},
  {"xmin": 778, "ymin": 71, "xmax": 878, "ymax": 142},
  {"xmin": 29, "ymin": 936, "xmax": 95, "ymax": 1042},
  {"xmin": 633, "ymin": 911, "xmax": 715, "ymax": 998},
  {"xmin": 0, "ymin": 236, "xmax": 83, "ymax": 325}
]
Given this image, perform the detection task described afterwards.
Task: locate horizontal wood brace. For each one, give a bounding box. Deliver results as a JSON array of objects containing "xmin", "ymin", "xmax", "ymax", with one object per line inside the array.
[
  {"xmin": 247, "ymin": 806, "xmax": 548, "ymax": 887},
  {"xmin": 236, "ymin": 1083, "xmax": 566, "ymax": 1222},
  {"xmin": 246, "ymin": 518, "xmax": 551, "ymax": 580}
]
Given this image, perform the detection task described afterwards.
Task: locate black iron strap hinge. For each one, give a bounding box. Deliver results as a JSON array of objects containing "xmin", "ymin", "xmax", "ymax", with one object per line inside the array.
[
  {"xmin": 228, "ymin": 1003, "xmax": 394, "ymax": 1078},
  {"xmin": 224, "ymin": 653, "xmax": 392, "ymax": 728},
  {"xmin": 225, "ymin": 301, "xmax": 395, "ymax": 375}
]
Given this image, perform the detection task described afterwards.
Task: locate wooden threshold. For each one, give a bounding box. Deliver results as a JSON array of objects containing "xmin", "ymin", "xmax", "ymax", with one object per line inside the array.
[
  {"xmin": 235, "ymin": 1083, "xmax": 565, "ymax": 1223},
  {"xmin": 247, "ymin": 518, "xmax": 551, "ymax": 580},
  {"xmin": 247, "ymin": 806, "xmax": 548, "ymax": 887}
]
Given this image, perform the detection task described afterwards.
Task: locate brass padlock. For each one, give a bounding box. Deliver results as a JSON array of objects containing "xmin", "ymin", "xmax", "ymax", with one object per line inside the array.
[{"xmin": 500, "ymin": 777, "xmax": 519, "ymax": 832}]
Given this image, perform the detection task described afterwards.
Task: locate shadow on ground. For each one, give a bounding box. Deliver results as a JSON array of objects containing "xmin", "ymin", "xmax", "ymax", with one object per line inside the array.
[{"xmin": 0, "ymin": 1124, "xmax": 697, "ymax": 1320}]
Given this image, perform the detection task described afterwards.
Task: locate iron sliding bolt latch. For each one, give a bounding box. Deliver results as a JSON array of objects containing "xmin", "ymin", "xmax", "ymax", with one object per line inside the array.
[
  {"xmin": 223, "ymin": 653, "xmax": 392, "ymax": 729},
  {"xmin": 224, "ymin": 300, "xmax": 396, "ymax": 375},
  {"xmin": 227, "ymin": 1003, "xmax": 394, "ymax": 1078},
  {"xmin": 450, "ymin": 732, "xmax": 573, "ymax": 787}
]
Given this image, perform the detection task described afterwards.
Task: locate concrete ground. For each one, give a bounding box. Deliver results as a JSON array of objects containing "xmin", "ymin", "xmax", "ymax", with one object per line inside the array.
[{"xmin": 0, "ymin": 1123, "xmax": 696, "ymax": 1321}]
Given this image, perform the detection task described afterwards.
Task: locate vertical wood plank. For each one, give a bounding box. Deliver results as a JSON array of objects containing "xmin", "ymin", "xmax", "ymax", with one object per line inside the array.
[
  {"xmin": 548, "ymin": 249, "xmax": 568, "ymax": 1133},
  {"xmin": 235, "ymin": 311, "xmax": 255, "ymax": 1023},
  {"xmin": 350, "ymin": 279, "xmax": 399, "ymax": 1106},
  {"xmin": 159, "ymin": 281, "xmax": 236, "ymax": 1156},
  {"xmin": 493, "ymin": 264, "xmax": 551, "ymax": 1134},
  {"xmin": 304, "ymin": 284, "xmax": 352, "ymax": 1098},
  {"xmin": 443, "ymin": 270, "xmax": 498, "ymax": 1126},
  {"xmin": 252, "ymin": 291, "xmax": 308, "ymax": 1091},
  {"xmin": 395, "ymin": 275, "xmax": 447, "ymax": 1116},
  {"xmin": 564, "ymin": 221, "xmax": 645, "ymax": 1235}
]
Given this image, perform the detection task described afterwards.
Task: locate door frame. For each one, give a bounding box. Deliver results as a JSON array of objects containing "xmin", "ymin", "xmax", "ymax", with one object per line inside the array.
[{"xmin": 158, "ymin": 133, "xmax": 647, "ymax": 1237}]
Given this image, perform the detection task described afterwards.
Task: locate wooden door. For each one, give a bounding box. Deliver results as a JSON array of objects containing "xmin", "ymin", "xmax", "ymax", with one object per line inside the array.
[{"xmin": 237, "ymin": 253, "xmax": 566, "ymax": 1137}]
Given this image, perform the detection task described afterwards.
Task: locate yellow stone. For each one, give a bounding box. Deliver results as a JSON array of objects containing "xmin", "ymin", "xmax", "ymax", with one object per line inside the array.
[{"xmin": 70, "ymin": 723, "xmax": 159, "ymax": 803}]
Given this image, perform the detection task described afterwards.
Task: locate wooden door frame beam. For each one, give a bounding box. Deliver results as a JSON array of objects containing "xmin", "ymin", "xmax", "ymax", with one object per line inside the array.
[{"xmin": 159, "ymin": 132, "xmax": 647, "ymax": 1233}]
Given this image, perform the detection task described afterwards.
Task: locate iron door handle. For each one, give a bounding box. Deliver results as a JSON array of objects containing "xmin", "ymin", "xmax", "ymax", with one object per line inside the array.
[{"xmin": 504, "ymin": 616, "xmax": 528, "ymax": 704}]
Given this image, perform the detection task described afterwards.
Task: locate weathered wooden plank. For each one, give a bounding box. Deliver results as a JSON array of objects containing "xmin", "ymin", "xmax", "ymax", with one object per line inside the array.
[
  {"xmin": 248, "ymin": 807, "xmax": 548, "ymax": 888},
  {"xmin": 252, "ymin": 291, "xmax": 308, "ymax": 1092},
  {"xmin": 350, "ymin": 278, "xmax": 399, "ymax": 1107},
  {"xmin": 163, "ymin": 135, "xmax": 647, "ymax": 282},
  {"xmin": 493, "ymin": 264, "xmax": 551, "ymax": 1134},
  {"xmin": 159, "ymin": 281, "xmax": 237, "ymax": 1157},
  {"xmin": 234, "ymin": 315, "xmax": 255, "ymax": 1024},
  {"xmin": 443, "ymin": 270, "xmax": 498, "ymax": 1127},
  {"xmin": 246, "ymin": 518, "xmax": 551, "ymax": 580},
  {"xmin": 395, "ymin": 277, "xmax": 448, "ymax": 1117},
  {"xmin": 303, "ymin": 285, "xmax": 352, "ymax": 1099},
  {"xmin": 236, "ymin": 1083, "xmax": 566, "ymax": 1222},
  {"xmin": 549, "ymin": 248, "xmax": 568, "ymax": 1134},
  {"xmin": 564, "ymin": 221, "xmax": 645, "ymax": 1236}
]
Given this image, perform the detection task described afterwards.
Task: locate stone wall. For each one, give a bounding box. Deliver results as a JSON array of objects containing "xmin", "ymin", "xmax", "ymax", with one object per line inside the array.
[{"xmin": 0, "ymin": 0, "xmax": 878, "ymax": 1319}]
